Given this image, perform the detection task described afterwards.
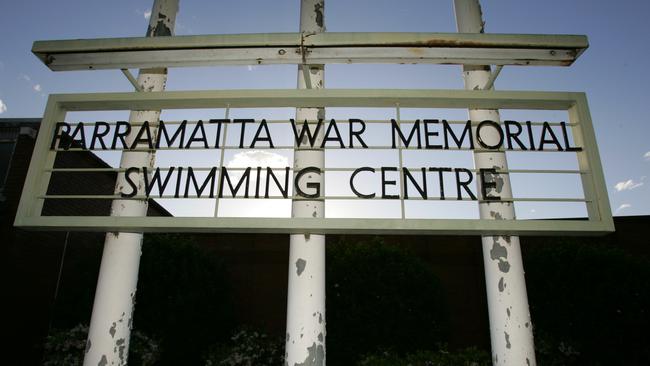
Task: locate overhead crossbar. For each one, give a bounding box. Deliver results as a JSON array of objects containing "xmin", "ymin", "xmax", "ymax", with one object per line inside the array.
[{"xmin": 32, "ymin": 32, "xmax": 588, "ymax": 71}]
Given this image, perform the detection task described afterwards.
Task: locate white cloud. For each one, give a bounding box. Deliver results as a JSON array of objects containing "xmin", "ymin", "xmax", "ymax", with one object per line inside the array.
[
  {"xmin": 20, "ymin": 74, "xmax": 30, "ymax": 81},
  {"xmin": 615, "ymin": 203, "xmax": 631, "ymax": 213},
  {"xmin": 247, "ymin": 65, "xmax": 257, "ymax": 71},
  {"xmin": 227, "ymin": 150, "xmax": 289, "ymax": 168},
  {"xmin": 614, "ymin": 179, "xmax": 643, "ymax": 192},
  {"xmin": 0, "ymin": 99, "xmax": 6, "ymax": 114},
  {"xmin": 144, "ymin": 10, "xmax": 151, "ymax": 19},
  {"xmin": 644, "ymin": 151, "xmax": 650, "ymax": 161},
  {"xmin": 33, "ymin": 84, "xmax": 42, "ymax": 92}
]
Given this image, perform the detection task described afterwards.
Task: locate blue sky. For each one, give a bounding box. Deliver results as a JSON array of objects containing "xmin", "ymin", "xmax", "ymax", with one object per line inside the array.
[{"xmin": 1, "ymin": 0, "xmax": 649, "ymax": 218}]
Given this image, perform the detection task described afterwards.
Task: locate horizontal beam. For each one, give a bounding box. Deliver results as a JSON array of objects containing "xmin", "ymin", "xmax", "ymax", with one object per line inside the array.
[
  {"xmin": 32, "ymin": 32, "xmax": 588, "ymax": 71},
  {"xmin": 15, "ymin": 216, "xmax": 612, "ymax": 236}
]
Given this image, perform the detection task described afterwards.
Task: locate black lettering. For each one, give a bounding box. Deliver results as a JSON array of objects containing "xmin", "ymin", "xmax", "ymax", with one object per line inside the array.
[
  {"xmin": 295, "ymin": 167, "xmax": 321, "ymax": 198},
  {"xmin": 348, "ymin": 119, "xmax": 368, "ymax": 148},
  {"xmin": 321, "ymin": 119, "xmax": 345, "ymax": 148},
  {"xmin": 443, "ymin": 120, "xmax": 473, "ymax": 149},
  {"xmin": 265, "ymin": 167, "xmax": 289, "ymax": 198},
  {"xmin": 381, "ymin": 167, "xmax": 399, "ymax": 199},
  {"xmin": 209, "ymin": 119, "xmax": 230, "ymax": 148},
  {"xmin": 185, "ymin": 120, "xmax": 209, "ymax": 149},
  {"xmin": 290, "ymin": 118, "xmax": 323, "ymax": 147},
  {"xmin": 130, "ymin": 121, "xmax": 154, "ymax": 150},
  {"xmin": 251, "ymin": 119, "xmax": 274, "ymax": 148},
  {"xmin": 424, "ymin": 119, "xmax": 442, "ymax": 149},
  {"xmin": 90, "ymin": 122, "xmax": 110, "ymax": 150},
  {"xmin": 157, "ymin": 120, "xmax": 186, "ymax": 148},
  {"xmin": 561, "ymin": 122, "xmax": 582, "ymax": 151},
  {"xmin": 350, "ymin": 167, "xmax": 376, "ymax": 199},
  {"xmin": 402, "ymin": 168, "xmax": 427, "ymax": 199},
  {"xmin": 476, "ymin": 120, "xmax": 504, "ymax": 150},
  {"xmin": 391, "ymin": 119, "xmax": 421, "ymax": 148},
  {"xmin": 219, "ymin": 167, "xmax": 251, "ymax": 198},
  {"xmin": 233, "ymin": 119, "xmax": 254, "ymax": 148},
  {"xmin": 50, "ymin": 122, "xmax": 70, "ymax": 149},
  {"xmin": 429, "ymin": 167, "xmax": 452, "ymax": 200},
  {"xmin": 455, "ymin": 168, "xmax": 476, "ymax": 200},
  {"xmin": 504, "ymin": 120, "xmax": 527, "ymax": 150},
  {"xmin": 185, "ymin": 166, "xmax": 217, "ymax": 198},
  {"xmin": 120, "ymin": 167, "xmax": 140, "ymax": 198},
  {"xmin": 539, "ymin": 122, "xmax": 563, "ymax": 151},
  {"xmin": 111, "ymin": 121, "xmax": 131, "ymax": 150},
  {"xmin": 479, "ymin": 168, "xmax": 501, "ymax": 201},
  {"xmin": 66, "ymin": 122, "xmax": 87, "ymax": 150},
  {"xmin": 143, "ymin": 167, "xmax": 175, "ymax": 197}
]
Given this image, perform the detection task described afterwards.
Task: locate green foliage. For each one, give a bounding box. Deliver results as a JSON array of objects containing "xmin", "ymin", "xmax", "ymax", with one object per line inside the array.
[
  {"xmin": 326, "ymin": 237, "xmax": 449, "ymax": 365},
  {"xmin": 42, "ymin": 324, "xmax": 160, "ymax": 366},
  {"xmin": 134, "ymin": 234, "xmax": 235, "ymax": 365},
  {"xmin": 203, "ymin": 328, "xmax": 284, "ymax": 366},
  {"xmin": 357, "ymin": 346, "xmax": 491, "ymax": 366},
  {"xmin": 524, "ymin": 238, "xmax": 650, "ymax": 366}
]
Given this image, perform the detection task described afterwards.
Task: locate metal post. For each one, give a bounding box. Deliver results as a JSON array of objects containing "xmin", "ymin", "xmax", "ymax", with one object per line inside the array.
[
  {"xmin": 285, "ymin": 0, "xmax": 326, "ymax": 365},
  {"xmin": 83, "ymin": 1, "xmax": 178, "ymax": 365},
  {"xmin": 453, "ymin": 1, "xmax": 537, "ymax": 365}
]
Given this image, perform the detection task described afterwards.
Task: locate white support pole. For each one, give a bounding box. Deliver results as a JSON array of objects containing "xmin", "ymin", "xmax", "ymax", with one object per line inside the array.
[
  {"xmin": 453, "ymin": 1, "xmax": 537, "ymax": 365},
  {"xmin": 285, "ymin": 0, "xmax": 326, "ymax": 365},
  {"xmin": 83, "ymin": 1, "xmax": 178, "ymax": 365}
]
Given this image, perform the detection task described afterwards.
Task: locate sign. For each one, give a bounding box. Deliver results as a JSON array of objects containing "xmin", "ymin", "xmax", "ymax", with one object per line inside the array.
[{"xmin": 14, "ymin": 89, "xmax": 613, "ymax": 235}]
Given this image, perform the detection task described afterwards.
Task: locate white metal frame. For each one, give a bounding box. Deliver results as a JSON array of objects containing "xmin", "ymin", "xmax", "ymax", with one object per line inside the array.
[{"xmin": 14, "ymin": 88, "xmax": 613, "ymax": 235}]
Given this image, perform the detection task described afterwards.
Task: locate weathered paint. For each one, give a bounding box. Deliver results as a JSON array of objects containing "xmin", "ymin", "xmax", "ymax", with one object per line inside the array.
[
  {"xmin": 83, "ymin": 1, "xmax": 178, "ymax": 365},
  {"xmin": 285, "ymin": 0, "xmax": 326, "ymax": 365},
  {"xmin": 454, "ymin": 0, "xmax": 537, "ymax": 365}
]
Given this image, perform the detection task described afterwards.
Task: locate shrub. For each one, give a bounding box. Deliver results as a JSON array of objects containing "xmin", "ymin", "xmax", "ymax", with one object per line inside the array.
[
  {"xmin": 42, "ymin": 324, "xmax": 160, "ymax": 366},
  {"xmin": 135, "ymin": 234, "xmax": 235, "ymax": 365},
  {"xmin": 525, "ymin": 238, "xmax": 650, "ymax": 365},
  {"xmin": 203, "ymin": 328, "xmax": 284, "ymax": 366},
  {"xmin": 357, "ymin": 346, "xmax": 491, "ymax": 366},
  {"xmin": 326, "ymin": 237, "xmax": 449, "ymax": 365}
]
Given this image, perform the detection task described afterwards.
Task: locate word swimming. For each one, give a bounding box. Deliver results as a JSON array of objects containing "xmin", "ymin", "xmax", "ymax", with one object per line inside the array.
[
  {"xmin": 50, "ymin": 118, "xmax": 582, "ymax": 152},
  {"xmin": 121, "ymin": 166, "xmax": 504, "ymax": 201}
]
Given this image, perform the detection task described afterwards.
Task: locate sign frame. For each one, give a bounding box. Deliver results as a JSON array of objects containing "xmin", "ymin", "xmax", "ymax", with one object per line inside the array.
[{"xmin": 14, "ymin": 88, "xmax": 614, "ymax": 235}]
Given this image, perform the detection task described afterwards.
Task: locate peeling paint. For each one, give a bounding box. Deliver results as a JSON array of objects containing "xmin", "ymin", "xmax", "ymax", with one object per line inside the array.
[
  {"xmin": 85, "ymin": 339, "xmax": 92, "ymax": 353},
  {"xmin": 313, "ymin": 2, "xmax": 324, "ymax": 28},
  {"xmin": 498, "ymin": 260, "xmax": 511, "ymax": 273},
  {"xmin": 490, "ymin": 240, "xmax": 507, "ymax": 261},
  {"xmin": 109, "ymin": 322, "xmax": 116, "ymax": 338},
  {"xmin": 296, "ymin": 258, "xmax": 307, "ymax": 276},
  {"xmin": 498, "ymin": 277, "xmax": 505, "ymax": 292},
  {"xmin": 504, "ymin": 332, "xmax": 511, "ymax": 349},
  {"xmin": 294, "ymin": 342, "xmax": 325, "ymax": 366},
  {"xmin": 98, "ymin": 355, "xmax": 108, "ymax": 366}
]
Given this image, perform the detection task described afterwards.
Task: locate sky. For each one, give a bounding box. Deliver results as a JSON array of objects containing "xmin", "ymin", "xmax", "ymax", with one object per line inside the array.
[{"xmin": 0, "ymin": 0, "xmax": 649, "ymax": 219}]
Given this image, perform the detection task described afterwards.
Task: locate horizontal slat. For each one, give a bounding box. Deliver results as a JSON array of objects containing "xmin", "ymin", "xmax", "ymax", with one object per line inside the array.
[
  {"xmin": 46, "ymin": 167, "xmax": 587, "ymax": 174},
  {"xmin": 39, "ymin": 195, "xmax": 587, "ymax": 202},
  {"xmin": 14, "ymin": 216, "xmax": 612, "ymax": 236}
]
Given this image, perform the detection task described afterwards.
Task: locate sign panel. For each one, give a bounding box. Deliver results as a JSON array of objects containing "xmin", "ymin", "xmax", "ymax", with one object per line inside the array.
[{"xmin": 14, "ymin": 89, "xmax": 613, "ymax": 235}]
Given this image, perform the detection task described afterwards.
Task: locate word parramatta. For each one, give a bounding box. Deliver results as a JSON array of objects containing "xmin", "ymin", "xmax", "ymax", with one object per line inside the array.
[{"xmin": 50, "ymin": 118, "xmax": 581, "ymax": 201}]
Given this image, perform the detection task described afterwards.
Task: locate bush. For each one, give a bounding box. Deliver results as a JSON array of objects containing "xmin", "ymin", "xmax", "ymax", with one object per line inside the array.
[
  {"xmin": 357, "ymin": 346, "xmax": 491, "ymax": 366},
  {"xmin": 203, "ymin": 328, "xmax": 284, "ymax": 366},
  {"xmin": 525, "ymin": 238, "xmax": 650, "ymax": 365},
  {"xmin": 42, "ymin": 324, "xmax": 160, "ymax": 366},
  {"xmin": 326, "ymin": 237, "xmax": 449, "ymax": 365},
  {"xmin": 134, "ymin": 234, "xmax": 235, "ymax": 365}
]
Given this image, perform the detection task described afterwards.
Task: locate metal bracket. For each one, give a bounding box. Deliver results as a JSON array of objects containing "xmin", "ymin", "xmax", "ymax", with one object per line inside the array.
[
  {"xmin": 482, "ymin": 65, "xmax": 503, "ymax": 90},
  {"xmin": 120, "ymin": 69, "xmax": 144, "ymax": 92}
]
